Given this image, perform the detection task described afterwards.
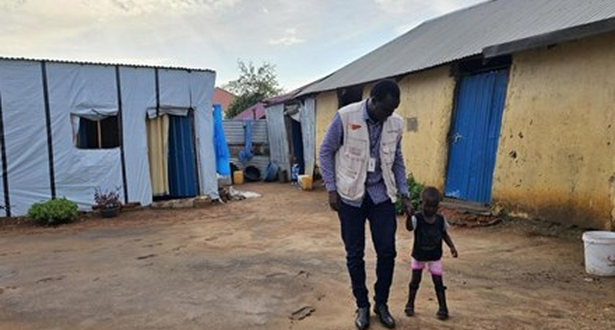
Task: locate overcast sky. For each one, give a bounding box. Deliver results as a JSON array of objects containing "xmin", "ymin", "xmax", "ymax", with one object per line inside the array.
[{"xmin": 0, "ymin": 0, "xmax": 485, "ymax": 91}]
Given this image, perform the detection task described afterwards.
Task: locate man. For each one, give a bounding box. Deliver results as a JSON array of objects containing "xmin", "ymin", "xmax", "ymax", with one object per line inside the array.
[{"xmin": 319, "ymin": 79, "xmax": 413, "ymax": 329}]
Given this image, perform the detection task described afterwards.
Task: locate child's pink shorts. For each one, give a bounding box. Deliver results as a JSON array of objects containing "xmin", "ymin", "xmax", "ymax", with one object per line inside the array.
[{"xmin": 411, "ymin": 258, "xmax": 443, "ymax": 276}]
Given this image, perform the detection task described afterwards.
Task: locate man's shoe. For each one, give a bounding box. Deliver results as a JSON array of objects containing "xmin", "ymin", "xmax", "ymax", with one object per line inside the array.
[
  {"xmin": 373, "ymin": 304, "xmax": 396, "ymax": 329},
  {"xmin": 355, "ymin": 307, "xmax": 370, "ymax": 330}
]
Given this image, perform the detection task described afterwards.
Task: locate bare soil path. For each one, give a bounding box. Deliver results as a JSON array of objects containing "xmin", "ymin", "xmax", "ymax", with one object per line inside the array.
[{"xmin": 0, "ymin": 183, "xmax": 613, "ymax": 330}]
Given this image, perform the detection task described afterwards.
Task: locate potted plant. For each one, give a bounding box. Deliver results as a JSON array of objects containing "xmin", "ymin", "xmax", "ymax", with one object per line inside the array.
[{"xmin": 94, "ymin": 187, "xmax": 122, "ymax": 218}]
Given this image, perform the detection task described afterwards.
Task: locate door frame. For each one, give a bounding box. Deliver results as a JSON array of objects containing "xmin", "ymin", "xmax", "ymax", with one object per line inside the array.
[
  {"xmin": 147, "ymin": 108, "xmax": 200, "ymax": 200},
  {"xmin": 443, "ymin": 56, "xmax": 511, "ymax": 204}
]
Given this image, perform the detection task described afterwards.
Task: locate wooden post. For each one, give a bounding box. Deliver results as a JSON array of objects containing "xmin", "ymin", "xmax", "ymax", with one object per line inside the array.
[{"xmin": 97, "ymin": 120, "xmax": 102, "ymax": 148}]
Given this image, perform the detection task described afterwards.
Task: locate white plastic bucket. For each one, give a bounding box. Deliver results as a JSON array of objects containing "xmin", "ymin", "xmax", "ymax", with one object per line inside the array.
[{"xmin": 582, "ymin": 231, "xmax": 615, "ymax": 277}]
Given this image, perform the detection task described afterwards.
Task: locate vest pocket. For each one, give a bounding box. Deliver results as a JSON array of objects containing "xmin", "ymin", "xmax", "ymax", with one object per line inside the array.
[
  {"xmin": 380, "ymin": 143, "xmax": 396, "ymax": 165},
  {"xmin": 336, "ymin": 170, "xmax": 358, "ymax": 197},
  {"xmin": 345, "ymin": 137, "xmax": 367, "ymax": 158},
  {"xmin": 337, "ymin": 138, "xmax": 367, "ymax": 199},
  {"xmin": 341, "ymin": 138, "xmax": 367, "ymax": 179},
  {"xmin": 380, "ymin": 143, "xmax": 398, "ymax": 201}
]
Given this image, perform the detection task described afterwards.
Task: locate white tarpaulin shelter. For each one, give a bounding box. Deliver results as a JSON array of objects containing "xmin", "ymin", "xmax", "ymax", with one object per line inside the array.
[{"xmin": 0, "ymin": 58, "xmax": 219, "ymax": 217}]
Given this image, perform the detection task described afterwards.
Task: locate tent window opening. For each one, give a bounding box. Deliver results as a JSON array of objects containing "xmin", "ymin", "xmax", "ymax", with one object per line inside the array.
[{"xmin": 75, "ymin": 116, "xmax": 120, "ymax": 149}]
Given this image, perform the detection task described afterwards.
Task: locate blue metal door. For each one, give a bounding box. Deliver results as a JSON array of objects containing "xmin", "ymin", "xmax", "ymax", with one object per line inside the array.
[
  {"xmin": 444, "ymin": 69, "xmax": 509, "ymax": 203},
  {"xmin": 168, "ymin": 114, "xmax": 198, "ymax": 198}
]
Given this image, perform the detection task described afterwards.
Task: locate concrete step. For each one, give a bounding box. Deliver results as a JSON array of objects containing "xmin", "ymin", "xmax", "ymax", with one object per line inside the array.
[{"xmin": 441, "ymin": 198, "xmax": 491, "ymax": 215}]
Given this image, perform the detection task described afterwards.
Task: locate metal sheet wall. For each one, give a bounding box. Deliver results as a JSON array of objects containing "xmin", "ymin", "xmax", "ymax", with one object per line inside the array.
[
  {"xmin": 265, "ymin": 104, "xmax": 290, "ymax": 176},
  {"xmin": 223, "ymin": 119, "xmax": 270, "ymax": 178},
  {"xmin": 301, "ymin": 98, "xmax": 316, "ymax": 176},
  {"xmin": 223, "ymin": 120, "xmax": 268, "ymax": 144}
]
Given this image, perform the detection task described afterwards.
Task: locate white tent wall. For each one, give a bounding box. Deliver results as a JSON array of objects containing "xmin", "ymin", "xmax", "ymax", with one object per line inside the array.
[
  {"xmin": 190, "ymin": 71, "xmax": 218, "ymax": 199},
  {"xmin": 119, "ymin": 67, "xmax": 156, "ymax": 206},
  {"xmin": 159, "ymin": 69, "xmax": 191, "ymax": 108},
  {"xmin": 301, "ymin": 97, "xmax": 316, "ymax": 176},
  {"xmin": 0, "ymin": 59, "xmax": 217, "ymax": 216},
  {"xmin": 0, "ymin": 60, "xmax": 51, "ymax": 216},
  {"xmin": 266, "ymin": 103, "xmax": 291, "ymax": 176},
  {"xmin": 47, "ymin": 63, "xmax": 124, "ymax": 211},
  {"xmin": 155, "ymin": 68, "xmax": 218, "ymax": 199}
]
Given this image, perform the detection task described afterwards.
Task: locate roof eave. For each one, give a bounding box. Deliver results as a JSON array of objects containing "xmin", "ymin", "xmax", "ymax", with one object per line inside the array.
[
  {"xmin": 484, "ymin": 17, "xmax": 615, "ymax": 58},
  {"xmin": 0, "ymin": 56, "xmax": 215, "ymax": 73}
]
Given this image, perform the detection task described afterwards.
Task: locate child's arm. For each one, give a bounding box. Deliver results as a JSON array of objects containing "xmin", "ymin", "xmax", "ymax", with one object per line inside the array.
[
  {"xmin": 443, "ymin": 232, "xmax": 458, "ymax": 258},
  {"xmin": 405, "ymin": 215, "xmax": 415, "ymax": 231}
]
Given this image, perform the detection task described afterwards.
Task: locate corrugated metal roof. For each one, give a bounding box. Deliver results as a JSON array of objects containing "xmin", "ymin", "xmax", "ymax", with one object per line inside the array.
[
  {"xmin": 264, "ymin": 89, "xmax": 302, "ymax": 106},
  {"xmin": 233, "ymin": 102, "xmax": 267, "ymax": 121},
  {"xmin": 263, "ymin": 79, "xmax": 327, "ymax": 106},
  {"xmin": 301, "ymin": 0, "xmax": 615, "ymax": 95},
  {"xmin": 0, "ymin": 56, "xmax": 214, "ymax": 73}
]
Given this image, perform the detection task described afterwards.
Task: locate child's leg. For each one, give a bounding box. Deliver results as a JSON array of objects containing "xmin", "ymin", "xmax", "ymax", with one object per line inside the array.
[
  {"xmin": 429, "ymin": 260, "xmax": 448, "ymax": 320},
  {"xmin": 405, "ymin": 259, "xmax": 424, "ymax": 316}
]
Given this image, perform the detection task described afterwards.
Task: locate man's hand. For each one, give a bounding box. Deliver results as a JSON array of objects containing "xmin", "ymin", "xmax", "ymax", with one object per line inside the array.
[
  {"xmin": 401, "ymin": 196, "xmax": 414, "ymax": 216},
  {"xmin": 328, "ymin": 191, "xmax": 340, "ymax": 212},
  {"xmin": 451, "ymin": 248, "xmax": 458, "ymax": 258}
]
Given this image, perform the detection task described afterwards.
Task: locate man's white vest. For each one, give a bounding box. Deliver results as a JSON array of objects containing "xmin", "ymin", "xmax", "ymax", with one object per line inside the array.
[{"xmin": 335, "ymin": 100, "xmax": 404, "ymax": 203}]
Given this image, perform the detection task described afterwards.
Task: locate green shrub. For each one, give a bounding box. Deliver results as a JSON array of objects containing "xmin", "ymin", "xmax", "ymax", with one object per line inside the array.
[
  {"xmin": 27, "ymin": 198, "xmax": 79, "ymax": 226},
  {"xmin": 395, "ymin": 174, "xmax": 425, "ymax": 215}
]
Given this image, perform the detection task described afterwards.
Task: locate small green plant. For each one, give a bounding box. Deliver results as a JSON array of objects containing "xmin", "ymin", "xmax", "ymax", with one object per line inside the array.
[
  {"xmin": 27, "ymin": 198, "xmax": 79, "ymax": 226},
  {"xmin": 396, "ymin": 174, "xmax": 425, "ymax": 215}
]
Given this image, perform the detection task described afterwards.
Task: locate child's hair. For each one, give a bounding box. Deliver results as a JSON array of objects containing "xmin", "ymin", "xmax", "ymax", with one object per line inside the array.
[{"xmin": 420, "ymin": 186, "xmax": 442, "ymax": 204}]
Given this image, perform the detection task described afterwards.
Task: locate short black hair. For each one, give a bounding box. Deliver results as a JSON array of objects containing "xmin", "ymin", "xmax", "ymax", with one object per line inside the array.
[
  {"xmin": 421, "ymin": 186, "xmax": 441, "ymax": 204},
  {"xmin": 370, "ymin": 79, "xmax": 400, "ymax": 102}
]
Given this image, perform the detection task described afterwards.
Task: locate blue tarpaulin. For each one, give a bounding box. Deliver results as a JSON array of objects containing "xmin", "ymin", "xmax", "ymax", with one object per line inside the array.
[
  {"xmin": 239, "ymin": 119, "xmax": 254, "ymax": 164},
  {"xmin": 168, "ymin": 115, "xmax": 198, "ymax": 198},
  {"xmin": 213, "ymin": 104, "xmax": 231, "ymax": 176}
]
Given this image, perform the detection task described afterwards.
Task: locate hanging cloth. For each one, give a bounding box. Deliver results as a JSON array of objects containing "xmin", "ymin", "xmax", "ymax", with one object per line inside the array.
[
  {"xmin": 239, "ymin": 119, "xmax": 254, "ymax": 164},
  {"xmin": 213, "ymin": 104, "xmax": 231, "ymax": 175},
  {"xmin": 147, "ymin": 115, "xmax": 170, "ymax": 196}
]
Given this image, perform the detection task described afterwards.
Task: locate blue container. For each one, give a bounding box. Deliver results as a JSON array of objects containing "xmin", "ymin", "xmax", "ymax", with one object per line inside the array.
[{"xmin": 264, "ymin": 162, "xmax": 279, "ymax": 182}]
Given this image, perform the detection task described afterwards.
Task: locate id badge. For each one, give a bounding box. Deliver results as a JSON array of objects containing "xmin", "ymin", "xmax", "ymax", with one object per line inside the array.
[{"xmin": 368, "ymin": 157, "xmax": 376, "ymax": 172}]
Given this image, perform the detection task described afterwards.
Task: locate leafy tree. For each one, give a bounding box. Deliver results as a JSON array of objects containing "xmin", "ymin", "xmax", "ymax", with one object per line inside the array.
[{"xmin": 224, "ymin": 60, "xmax": 283, "ymax": 118}]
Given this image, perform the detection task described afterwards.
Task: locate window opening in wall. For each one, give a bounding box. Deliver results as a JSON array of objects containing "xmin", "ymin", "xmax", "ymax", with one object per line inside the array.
[
  {"xmin": 75, "ymin": 116, "xmax": 120, "ymax": 149},
  {"xmin": 337, "ymin": 85, "xmax": 364, "ymax": 108}
]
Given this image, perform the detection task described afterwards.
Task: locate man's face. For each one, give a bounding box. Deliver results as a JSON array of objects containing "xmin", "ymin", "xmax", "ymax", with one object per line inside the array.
[{"xmin": 372, "ymin": 94, "xmax": 400, "ymax": 122}]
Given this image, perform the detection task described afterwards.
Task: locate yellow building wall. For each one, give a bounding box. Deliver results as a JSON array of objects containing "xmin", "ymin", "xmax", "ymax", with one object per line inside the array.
[
  {"xmin": 312, "ymin": 33, "xmax": 615, "ymax": 229},
  {"xmin": 315, "ymin": 91, "xmax": 339, "ymax": 165},
  {"xmin": 396, "ymin": 68, "xmax": 456, "ymax": 189},
  {"xmin": 314, "ymin": 67, "xmax": 455, "ymax": 191},
  {"xmin": 493, "ymin": 33, "xmax": 615, "ymax": 230},
  {"xmin": 362, "ymin": 83, "xmax": 374, "ymax": 99}
]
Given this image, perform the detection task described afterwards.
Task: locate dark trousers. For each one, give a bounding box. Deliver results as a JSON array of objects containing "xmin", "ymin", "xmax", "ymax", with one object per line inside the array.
[{"xmin": 338, "ymin": 196, "xmax": 397, "ymax": 308}]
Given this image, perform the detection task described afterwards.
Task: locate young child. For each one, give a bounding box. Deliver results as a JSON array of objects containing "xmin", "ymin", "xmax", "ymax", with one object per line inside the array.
[
  {"xmin": 405, "ymin": 186, "xmax": 458, "ymax": 320},
  {"xmin": 290, "ymin": 158, "xmax": 300, "ymax": 186}
]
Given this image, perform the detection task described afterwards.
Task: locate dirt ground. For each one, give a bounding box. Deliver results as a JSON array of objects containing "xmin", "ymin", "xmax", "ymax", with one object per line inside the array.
[{"xmin": 0, "ymin": 183, "xmax": 613, "ymax": 330}]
